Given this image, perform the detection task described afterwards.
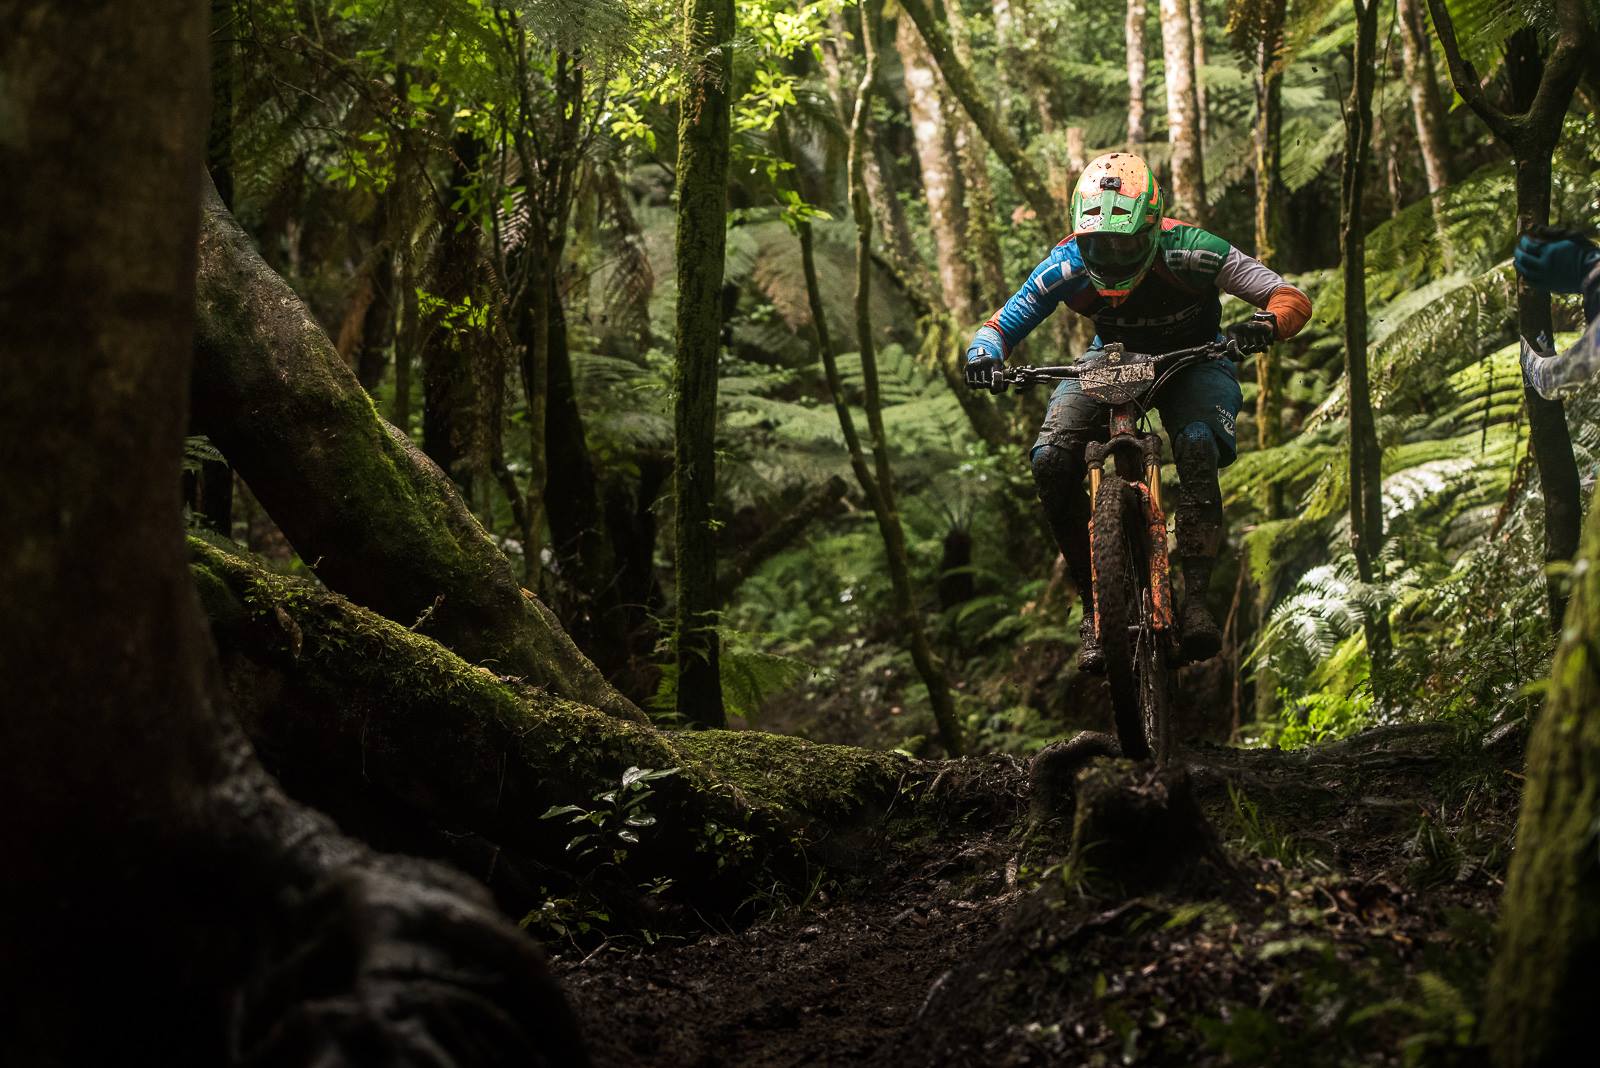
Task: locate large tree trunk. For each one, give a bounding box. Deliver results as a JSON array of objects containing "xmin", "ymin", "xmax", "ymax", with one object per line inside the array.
[
  {"xmin": 1396, "ymin": 0, "xmax": 1450, "ymax": 195},
  {"xmin": 672, "ymin": 0, "xmax": 734, "ymax": 727},
  {"xmin": 1427, "ymin": 0, "xmax": 1587, "ymax": 630},
  {"xmin": 0, "ymin": 4, "xmax": 586, "ymax": 1062},
  {"xmin": 1485, "ymin": 480, "xmax": 1600, "ymax": 1067},
  {"xmin": 1158, "ymin": 0, "xmax": 1207, "ymax": 223},
  {"xmin": 191, "ymin": 179, "xmax": 642, "ymax": 722},
  {"xmin": 898, "ymin": 0, "xmax": 1064, "ymax": 231},
  {"xmin": 1252, "ymin": 0, "xmax": 1286, "ymax": 264},
  {"xmin": 1126, "ymin": 0, "xmax": 1148, "ymax": 143},
  {"xmin": 1341, "ymin": 0, "xmax": 1388, "ymax": 667},
  {"xmin": 192, "ymin": 541, "xmax": 912, "ymax": 916},
  {"xmin": 899, "ymin": 13, "xmax": 979, "ymax": 321}
]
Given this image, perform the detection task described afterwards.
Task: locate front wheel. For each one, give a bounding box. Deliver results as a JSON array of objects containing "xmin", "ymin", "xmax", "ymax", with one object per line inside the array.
[{"xmin": 1090, "ymin": 473, "xmax": 1149, "ymax": 760}]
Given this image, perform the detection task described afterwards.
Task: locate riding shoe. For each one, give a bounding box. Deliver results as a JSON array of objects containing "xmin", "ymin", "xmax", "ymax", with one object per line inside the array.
[
  {"xmin": 1178, "ymin": 596, "xmax": 1222, "ymax": 665},
  {"xmin": 1078, "ymin": 611, "xmax": 1106, "ymax": 675}
]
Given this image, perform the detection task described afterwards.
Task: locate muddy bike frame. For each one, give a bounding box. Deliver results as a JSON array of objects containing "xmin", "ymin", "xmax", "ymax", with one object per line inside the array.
[{"xmin": 998, "ymin": 338, "xmax": 1246, "ymax": 761}]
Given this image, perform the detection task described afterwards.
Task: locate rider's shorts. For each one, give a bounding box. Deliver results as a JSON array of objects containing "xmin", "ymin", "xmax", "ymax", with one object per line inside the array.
[{"xmin": 1031, "ymin": 357, "xmax": 1243, "ymax": 467}]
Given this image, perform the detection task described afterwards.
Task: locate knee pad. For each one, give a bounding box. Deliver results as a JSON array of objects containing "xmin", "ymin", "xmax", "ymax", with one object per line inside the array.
[
  {"xmin": 1031, "ymin": 440, "xmax": 1089, "ymax": 488},
  {"xmin": 1170, "ymin": 421, "xmax": 1220, "ymax": 484}
]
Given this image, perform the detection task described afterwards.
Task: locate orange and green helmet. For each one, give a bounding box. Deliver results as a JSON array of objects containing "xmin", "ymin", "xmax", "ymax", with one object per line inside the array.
[{"xmin": 1069, "ymin": 153, "xmax": 1165, "ymax": 303}]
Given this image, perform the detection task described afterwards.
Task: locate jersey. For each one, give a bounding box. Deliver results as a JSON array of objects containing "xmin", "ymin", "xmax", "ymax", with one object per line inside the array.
[{"xmin": 971, "ymin": 220, "xmax": 1308, "ymax": 360}]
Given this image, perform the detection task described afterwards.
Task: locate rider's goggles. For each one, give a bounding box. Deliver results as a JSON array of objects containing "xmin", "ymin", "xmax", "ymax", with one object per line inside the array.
[{"xmin": 1078, "ymin": 230, "xmax": 1152, "ymax": 275}]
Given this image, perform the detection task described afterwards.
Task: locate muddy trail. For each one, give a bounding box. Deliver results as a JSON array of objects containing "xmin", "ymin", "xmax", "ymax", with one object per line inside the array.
[{"xmin": 557, "ymin": 725, "xmax": 1518, "ymax": 1067}]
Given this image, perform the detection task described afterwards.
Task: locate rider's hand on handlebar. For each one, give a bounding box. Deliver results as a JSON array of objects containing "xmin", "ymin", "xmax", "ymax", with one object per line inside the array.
[
  {"xmin": 1226, "ymin": 312, "xmax": 1278, "ymax": 353},
  {"xmin": 964, "ymin": 346, "xmax": 1007, "ymax": 394}
]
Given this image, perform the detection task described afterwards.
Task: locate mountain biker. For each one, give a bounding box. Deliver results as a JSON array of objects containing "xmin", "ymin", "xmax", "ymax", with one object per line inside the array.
[
  {"xmin": 1515, "ymin": 225, "xmax": 1600, "ymax": 398},
  {"xmin": 964, "ymin": 152, "xmax": 1312, "ymax": 672}
]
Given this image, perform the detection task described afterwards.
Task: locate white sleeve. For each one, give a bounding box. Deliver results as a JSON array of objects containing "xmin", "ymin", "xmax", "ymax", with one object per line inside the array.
[{"xmin": 1214, "ymin": 246, "xmax": 1288, "ymax": 307}]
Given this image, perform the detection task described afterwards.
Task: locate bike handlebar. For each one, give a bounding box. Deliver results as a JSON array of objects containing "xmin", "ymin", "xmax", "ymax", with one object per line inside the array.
[{"xmin": 997, "ymin": 338, "xmax": 1250, "ymax": 387}]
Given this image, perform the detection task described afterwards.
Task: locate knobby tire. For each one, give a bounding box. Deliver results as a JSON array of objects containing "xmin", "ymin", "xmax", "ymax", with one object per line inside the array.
[{"xmin": 1092, "ymin": 474, "xmax": 1149, "ymax": 760}]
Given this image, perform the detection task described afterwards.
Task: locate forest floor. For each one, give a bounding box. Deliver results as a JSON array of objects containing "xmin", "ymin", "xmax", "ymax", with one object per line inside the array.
[{"xmin": 557, "ymin": 724, "xmax": 1519, "ymax": 1067}]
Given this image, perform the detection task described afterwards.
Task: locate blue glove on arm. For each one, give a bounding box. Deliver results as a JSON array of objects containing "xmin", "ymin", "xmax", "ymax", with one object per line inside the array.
[
  {"xmin": 964, "ymin": 325, "xmax": 1007, "ymax": 392},
  {"xmin": 1514, "ymin": 226, "xmax": 1600, "ymax": 295}
]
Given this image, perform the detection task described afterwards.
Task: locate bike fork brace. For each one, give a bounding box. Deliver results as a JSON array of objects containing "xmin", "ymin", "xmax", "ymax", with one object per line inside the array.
[{"xmin": 1085, "ymin": 431, "xmax": 1176, "ymax": 637}]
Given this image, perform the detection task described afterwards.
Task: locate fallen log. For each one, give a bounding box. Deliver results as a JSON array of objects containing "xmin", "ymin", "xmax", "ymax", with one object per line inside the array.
[{"xmin": 192, "ymin": 539, "xmax": 915, "ymax": 917}]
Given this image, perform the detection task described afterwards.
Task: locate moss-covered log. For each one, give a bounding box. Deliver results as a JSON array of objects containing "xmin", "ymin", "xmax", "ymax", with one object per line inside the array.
[
  {"xmin": 190, "ymin": 180, "xmax": 639, "ymax": 722},
  {"xmin": 191, "ymin": 540, "xmax": 913, "ymax": 915}
]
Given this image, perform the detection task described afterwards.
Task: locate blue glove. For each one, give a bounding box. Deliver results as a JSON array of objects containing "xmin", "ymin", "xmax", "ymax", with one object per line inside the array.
[
  {"xmin": 1514, "ymin": 226, "xmax": 1599, "ymax": 295},
  {"xmin": 964, "ymin": 326, "xmax": 1006, "ymax": 392}
]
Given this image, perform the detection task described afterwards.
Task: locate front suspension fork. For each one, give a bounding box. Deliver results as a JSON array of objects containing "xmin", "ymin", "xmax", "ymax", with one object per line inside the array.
[{"xmin": 1085, "ymin": 432, "xmax": 1174, "ymax": 634}]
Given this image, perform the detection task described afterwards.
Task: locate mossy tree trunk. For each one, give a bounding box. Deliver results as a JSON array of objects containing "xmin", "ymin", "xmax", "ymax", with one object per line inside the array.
[
  {"xmin": 1485, "ymin": 479, "xmax": 1600, "ymax": 1066},
  {"xmin": 1341, "ymin": 0, "xmax": 1390, "ymax": 669},
  {"xmin": 191, "ymin": 540, "xmax": 913, "ymax": 915},
  {"xmin": 671, "ymin": 0, "xmax": 734, "ymax": 727},
  {"xmin": 1427, "ymin": 0, "xmax": 1589, "ymax": 630},
  {"xmin": 0, "ymin": 4, "xmax": 585, "ymax": 1061},
  {"xmin": 191, "ymin": 177, "xmax": 641, "ymax": 722}
]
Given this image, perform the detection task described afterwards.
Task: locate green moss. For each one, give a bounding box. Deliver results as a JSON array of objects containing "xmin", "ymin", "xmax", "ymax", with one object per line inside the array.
[{"xmin": 673, "ymin": 729, "xmax": 911, "ymax": 821}]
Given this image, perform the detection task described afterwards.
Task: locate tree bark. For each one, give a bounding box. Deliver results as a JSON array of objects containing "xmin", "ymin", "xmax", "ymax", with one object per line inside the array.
[
  {"xmin": 1252, "ymin": 0, "xmax": 1286, "ymax": 265},
  {"xmin": 1158, "ymin": 0, "xmax": 1207, "ymax": 224},
  {"xmin": 1341, "ymin": 0, "xmax": 1388, "ymax": 668},
  {"xmin": 1426, "ymin": 0, "xmax": 1588, "ymax": 629},
  {"xmin": 850, "ymin": 0, "xmax": 966, "ymax": 756},
  {"xmin": 1485, "ymin": 481, "xmax": 1600, "ymax": 1068},
  {"xmin": 0, "ymin": 3, "xmax": 586, "ymax": 1061},
  {"xmin": 420, "ymin": 138, "xmax": 485, "ymax": 497},
  {"xmin": 1189, "ymin": 0, "xmax": 1208, "ymax": 147},
  {"xmin": 899, "ymin": 13, "xmax": 979, "ymax": 322},
  {"xmin": 1396, "ymin": 0, "xmax": 1450, "ymax": 195},
  {"xmin": 191, "ymin": 178, "xmax": 642, "ymax": 721},
  {"xmin": 944, "ymin": 0, "xmax": 1008, "ymax": 301},
  {"xmin": 1127, "ymin": 0, "xmax": 1148, "ymax": 143},
  {"xmin": 192, "ymin": 541, "xmax": 912, "ymax": 915},
  {"xmin": 898, "ymin": 0, "xmax": 1064, "ymax": 231},
  {"xmin": 672, "ymin": 0, "xmax": 734, "ymax": 727}
]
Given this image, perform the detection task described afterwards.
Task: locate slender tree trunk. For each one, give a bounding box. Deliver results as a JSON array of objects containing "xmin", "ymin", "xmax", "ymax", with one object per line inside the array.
[
  {"xmin": 1253, "ymin": 0, "xmax": 1286, "ymax": 266},
  {"xmin": 1396, "ymin": 0, "xmax": 1450, "ymax": 195},
  {"xmin": 851, "ymin": 0, "xmax": 966, "ymax": 756},
  {"xmin": 1189, "ymin": 0, "xmax": 1208, "ymax": 147},
  {"xmin": 421, "ymin": 138, "xmax": 484, "ymax": 497},
  {"xmin": 899, "ymin": 14, "xmax": 979, "ymax": 321},
  {"xmin": 1127, "ymin": 0, "xmax": 1148, "ymax": 143},
  {"xmin": 944, "ymin": 0, "xmax": 1007, "ymax": 300},
  {"xmin": 672, "ymin": 0, "xmax": 734, "ymax": 727},
  {"xmin": 356, "ymin": 200, "xmax": 397, "ymax": 391},
  {"xmin": 898, "ymin": 0, "xmax": 1064, "ymax": 231},
  {"xmin": 1159, "ymin": 0, "xmax": 1207, "ymax": 223},
  {"xmin": 1427, "ymin": 0, "xmax": 1587, "ymax": 630},
  {"xmin": 0, "ymin": 4, "xmax": 586, "ymax": 1061},
  {"xmin": 1341, "ymin": 0, "xmax": 1388, "ymax": 667}
]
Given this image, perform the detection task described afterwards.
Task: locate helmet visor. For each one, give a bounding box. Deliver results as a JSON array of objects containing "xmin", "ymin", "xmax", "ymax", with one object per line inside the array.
[{"xmin": 1078, "ymin": 230, "xmax": 1153, "ymax": 277}]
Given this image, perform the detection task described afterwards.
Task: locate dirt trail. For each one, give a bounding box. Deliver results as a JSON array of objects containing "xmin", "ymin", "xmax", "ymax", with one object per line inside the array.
[{"xmin": 558, "ymin": 725, "xmax": 1516, "ymax": 1066}]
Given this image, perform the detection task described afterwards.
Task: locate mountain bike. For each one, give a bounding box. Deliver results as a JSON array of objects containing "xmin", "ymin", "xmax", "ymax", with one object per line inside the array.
[{"xmin": 999, "ymin": 339, "xmax": 1246, "ymax": 763}]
